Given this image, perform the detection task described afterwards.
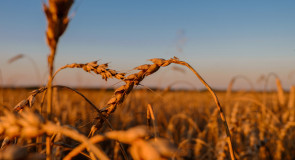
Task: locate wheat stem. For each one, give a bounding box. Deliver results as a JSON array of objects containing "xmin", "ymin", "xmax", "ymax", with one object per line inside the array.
[
  {"xmin": 92, "ymin": 57, "xmax": 236, "ymax": 160},
  {"xmin": 171, "ymin": 59, "xmax": 236, "ymax": 160}
]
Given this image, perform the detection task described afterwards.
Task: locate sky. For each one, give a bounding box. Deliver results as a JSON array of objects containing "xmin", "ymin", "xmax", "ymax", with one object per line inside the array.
[{"xmin": 0, "ymin": 0, "xmax": 295, "ymax": 90}]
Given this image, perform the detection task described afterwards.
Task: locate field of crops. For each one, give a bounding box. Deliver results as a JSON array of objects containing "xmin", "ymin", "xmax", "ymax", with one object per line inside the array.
[
  {"xmin": 0, "ymin": 85, "xmax": 294, "ymax": 159},
  {"xmin": 0, "ymin": 0, "xmax": 294, "ymax": 159}
]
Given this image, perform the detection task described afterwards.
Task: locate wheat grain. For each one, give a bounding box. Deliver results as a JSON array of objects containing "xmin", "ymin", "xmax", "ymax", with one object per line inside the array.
[{"xmin": 53, "ymin": 61, "xmax": 126, "ymax": 81}]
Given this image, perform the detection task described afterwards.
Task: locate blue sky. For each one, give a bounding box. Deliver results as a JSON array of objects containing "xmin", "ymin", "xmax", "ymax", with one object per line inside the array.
[{"xmin": 0, "ymin": 0, "xmax": 295, "ymax": 90}]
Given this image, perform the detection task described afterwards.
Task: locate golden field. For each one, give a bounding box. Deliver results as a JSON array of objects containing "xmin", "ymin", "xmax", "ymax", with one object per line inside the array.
[
  {"xmin": 0, "ymin": 86, "xmax": 294, "ymax": 159},
  {"xmin": 0, "ymin": 0, "xmax": 294, "ymax": 159}
]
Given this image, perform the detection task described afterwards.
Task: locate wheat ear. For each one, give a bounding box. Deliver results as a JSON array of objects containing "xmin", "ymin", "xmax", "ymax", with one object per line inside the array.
[
  {"xmin": 43, "ymin": 0, "xmax": 73, "ymax": 121},
  {"xmin": 52, "ymin": 61, "xmax": 126, "ymax": 81},
  {"xmin": 12, "ymin": 85, "xmax": 129, "ymax": 159},
  {"xmin": 0, "ymin": 110, "xmax": 109, "ymax": 160},
  {"xmin": 94, "ymin": 57, "xmax": 236, "ymax": 160}
]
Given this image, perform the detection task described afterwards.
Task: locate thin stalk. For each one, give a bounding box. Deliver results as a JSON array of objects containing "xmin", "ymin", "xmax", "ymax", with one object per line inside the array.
[
  {"xmin": 147, "ymin": 104, "xmax": 158, "ymax": 139},
  {"xmin": 43, "ymin": 123, "xmax": 109, "ymax": 160},
  {"xmin": 90, "ymin": 57, "xmax": 236, "ymax": 160},
  {"xmin": 46, "ymin": 47, "xmax": 55, "ymax": 160},
  {"xmin": 46, "ymin": 136, "xmax": 51, "ymax": 160},
  {"xmin": 172, "ymin": 60, "xmax": 236, "ymax": 160},
  {"xmin": 263, "ymin": 72, "xmax": 279, "ymax": 105},
  {"xmin": 35, "ymin": 85, "xmax": 129, "ymax": 159}
]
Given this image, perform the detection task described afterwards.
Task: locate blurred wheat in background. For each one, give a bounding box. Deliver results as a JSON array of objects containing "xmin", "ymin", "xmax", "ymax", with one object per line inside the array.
[{"xmin": 0, "ymin": 0, "xmax": 295, "ymax": 160}]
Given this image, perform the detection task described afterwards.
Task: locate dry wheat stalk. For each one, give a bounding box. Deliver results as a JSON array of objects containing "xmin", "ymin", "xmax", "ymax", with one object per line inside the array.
[
  {"xmin": 0, "ymin": 116, "xmax": 175, "ymax": 160},
  {"xmin": 226, "ymin": 75, "xmax": 255, "ymax": 101},
  {"xmin": 64, "ymin": 126, "xmax": 176, "ymax": 160},
  {"xmin": 63, "ymin": 134, "xmax": 105, "ymax": 160},
  {"xmin": 173, "ymin": 138, "xmax": 215, "ymax": 159},
  {"xmin": 0, "ymin": 110, "xmax": 109, "ymax": 160},
  {"xmin": 53, "ymin": 61, "xmax": 126, "ymax": 81},
  {"xmin": 43, "ymin": 0, "xmax": 74, "ymax": 122},
  {"xmin": 276, "ymin": 78, "xmax": 286, "ymax": 106},
  {"xmin": 44, "ymin": 123, "xmax": 109, "ymax": 160},
  {"xmin": 7, "ymin": 54, "xmax": 24, "ymax": 64},
  {"xmin": 12, "ymin": 86, "xmax": 102, "ymax": 114},
  {"xmin": 167, "ymin": 113, "xmax": 200, "ymax": 140},
  {"xmin": 262, "ymin": 72, "xmax": 280, "ymax": 105},
  {"xmin": 12, "ymin": 85, "xmax": 114, "ymax": 136},
  {"xmin": 94, "ymin": 58, "xmax": 175, "ymax": 131},
  {"xmin": 147, "ymin": 104, "xmax": 158, "ymax": 139},
  {"xmin": 233, "ymin": 96, "xmax": 280, "ymax": 124},
  {"xmin": 105, "ymin": 126, "xmax": 175, "ymax": 160},
  {"xmin": 13, "ymin": 87, "xmax": 47, "ymax": 112},
  {"xmin": 12, "ymin": 85, "xmax": 129, "ymax": 159},
  {"xmin": 274, "ymin": 122, "xmax": 295, "ymax": 159},
  {"xmin": 43, "ymin": 1, "xmax": 74, "ymax": 157},
  {"xmin": 164, "ymin": 80, "xmax": 198, "ymax": 92},
  {"xmin": 91, "ymin": 57, "xmax": 236, "ymax": 160},
  {"xmin": 129, "ymin": 138, "xmax": 176, "ymax": 160},
  {"xmin": 15, "ymin": 56, "xmax": 236, "ymax": 159}
]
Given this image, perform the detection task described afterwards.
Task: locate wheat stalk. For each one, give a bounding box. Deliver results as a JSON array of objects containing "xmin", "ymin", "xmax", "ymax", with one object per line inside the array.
[
  {"xmin": 64, "ymin": 126, "xmax": 176, "ymax": 160},
  {"xmin": 11, "ymin": 56, "xmax": 236, "ymax": 159},
  {"xmin": 167, "ymin": 113, "xmax": 201, "ymax": 140},
  {"xmin": 275, "ymin": 122, "xmax": 295, "ymax": 159},
  {"xmin": 262, "ymin": 72, "xmax": 279, "ymax": 105},
  {"xmin": 226, "ymin": 75, "xmax": 255, "ymax": 101},
  {"xmin": 12, "ymin": 85, "xmax": 129, "ymax": 159},
  {"xmin": 147, "ymin": 104, "xmax": 158, "ymax": 139},
  {"xmin": 0, "ymin": 110, "xmax": 109, "ymax": 160},
  {"xmin": 52, "ymin": 61, "xmax": 126, "ymax": 81},
  {"xmin": 43, "ymin": 0, "xmax": 73, "ymax": 121},
  {"xmin": 173, "ymin": 138, "xmax": 215, "ymax": 159},
  {"xmin": 233, "ymin": 96, "xmax": 280, "ymax": 124},
  {"xmin": 276, "ymin": 78, "xmax": 286, "ymax": 106},
  {"xmin": 91, "ymin": 57, "xmax": 236, "ymax": 160}
]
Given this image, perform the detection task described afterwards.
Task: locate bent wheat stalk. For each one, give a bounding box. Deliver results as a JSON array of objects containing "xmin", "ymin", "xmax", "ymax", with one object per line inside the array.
[
  {"xmin": 13, "ymin": 85, "xmax": 129, "ymax": 160},
  {"xmin": 52, "ymin": 61, "xmax": 126, "ymax": 81},
  {"xmin": 47, "ymin": 57, "xmax": 236, "ymax": 159},
  {"xmin": 226, "ymin": 75, "xmax": 255, "ymax": 100},
  {"xmin": 13, "ymin": 85, "xmax": 113, "ymax": 128},
  {"xmin": 94, "ymin": 57, "xmax": 236, "ymax": 160},
  {"xmin": 171, "ymin": 58, "xmax": 236, "ymax": 160}
]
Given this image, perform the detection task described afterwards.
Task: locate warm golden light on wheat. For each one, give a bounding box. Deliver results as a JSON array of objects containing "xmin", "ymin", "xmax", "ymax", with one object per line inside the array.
[{"xmin": 0, "ymin": 0, "xmax": 294, "ymax": 160}]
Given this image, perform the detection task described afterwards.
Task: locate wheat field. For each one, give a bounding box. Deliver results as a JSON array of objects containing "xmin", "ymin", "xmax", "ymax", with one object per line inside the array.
[
  {"xmin": 0, "ymin": 0, "xmax": 294, "ymax": 160},
  {"xmin": 0, "ymin": 87, "xmax": 294, "ymax": 159}
]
